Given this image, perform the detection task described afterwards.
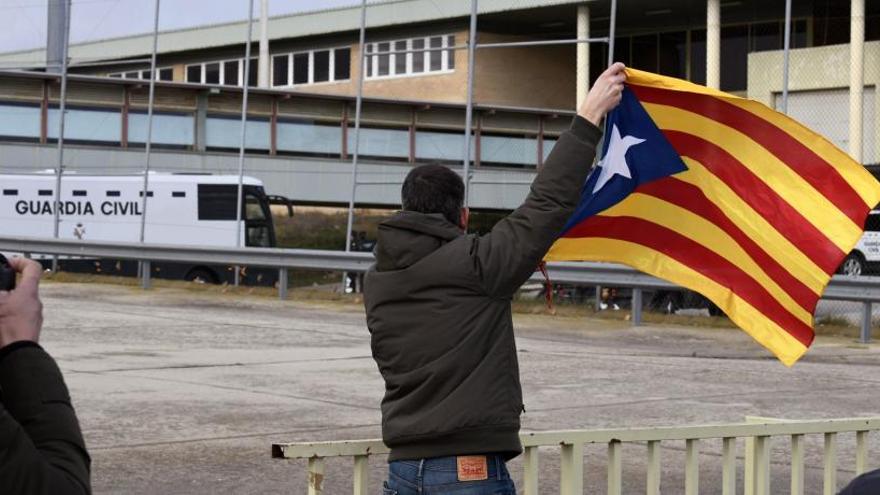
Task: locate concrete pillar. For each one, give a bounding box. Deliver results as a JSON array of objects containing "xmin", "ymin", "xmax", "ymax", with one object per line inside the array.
[
  {"xmin": 850, "ymin": 0, "xmax": 864, "ymax": 163},
  {"xmin": 195, "ymin": 94, "xmax": 208, "ymax": 151},
  {"xmin": 576, "ymin": 4, "xmax": 590, "ymax": 106},
  {"xmin": 258, "ymin": 0, "xmax": 270, "ymax": 88},
  {"xmin": 46, "ymin": 0, "xmax": 69, "ymax": 73},
  {"xmin": 706, "ymin": 0, "xmax": 721, "ymax": 89}
]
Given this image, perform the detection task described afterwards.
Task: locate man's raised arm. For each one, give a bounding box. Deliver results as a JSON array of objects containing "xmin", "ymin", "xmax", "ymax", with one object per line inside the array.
[{"xmin": 474, "ymin": 63, "xmax": 627, "ymax": 296}]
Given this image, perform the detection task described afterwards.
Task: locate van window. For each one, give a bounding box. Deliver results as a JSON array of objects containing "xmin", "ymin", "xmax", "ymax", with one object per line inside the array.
[
  {"xmin": 866, "ymin": 215, "xmax": 880, "ymax": 232},
  {"xmin": 198, "ymin": 184, "xmax": 237, "ymax": 221}
]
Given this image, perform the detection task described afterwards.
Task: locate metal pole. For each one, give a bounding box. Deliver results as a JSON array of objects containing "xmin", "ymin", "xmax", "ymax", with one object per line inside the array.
[
  {"xmin": 50, "ymin": 0, "xmax": 72, "ymax": 273},
  {"xmin": 46, "ymin": 0, "xmax": 69, "ymax": 74},
  {"xmin": 860, "ymin": 301, "xmax": 872, "ymax": 344},
  {"xmin": 780, "ymin": 0, "xmax": 792, "ymax": 114},
  {"xmin": 632, "ymin": 287, "xmax": 643, "ymax": 326},
  {"xmin": 607, "ymin": 0, "xmax": 617, "ymax": 66},
  {"xmin": 850, "ymin": 0, "xmax": 865, "ymax": 163},
  {"xmin": 706, "ymin": 0, "xmax": 721, "ymax": 89},
  {"xmin": 343, "ymin": 0, "xmax": 368, "ymax": 265},
  {"xmin": 138, "ymin": 0, "xmax": 160, "ymax": 247},
  {"xmin": 278, "ymin": 268, "xmax": 288, "ymax": 300},
  {"xmin": 234, "ymin": 0, "xmax": 256, "ymax": 286},
  {"xmin": 462, "ymin": 0, "xmax": 478, "ymax": 209},
  {"xmin": 258, "ymin": 0, "xmax": 270, "ymax": 88}
]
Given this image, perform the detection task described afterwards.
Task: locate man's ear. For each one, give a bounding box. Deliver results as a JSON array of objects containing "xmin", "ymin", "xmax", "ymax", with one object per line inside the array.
[{"xmin": 460, "ymin": 207, "xmax": 470, "ymax": 231}]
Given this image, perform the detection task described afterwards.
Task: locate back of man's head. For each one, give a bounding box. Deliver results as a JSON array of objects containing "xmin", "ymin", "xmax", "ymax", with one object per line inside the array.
[{"xmin": 401, "ymin": 165, "xmax": 464, "ymax": 226}]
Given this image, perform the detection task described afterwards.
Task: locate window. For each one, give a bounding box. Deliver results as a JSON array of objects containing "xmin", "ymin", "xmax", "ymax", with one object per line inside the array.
[
  {"xmin": 334, "ymin": 48, "xmax": 351, "ymax": 80},
  {"xmin": 377, "ymin": 42, "xmax": 390, "ymax": 76},
  {"xmin": 394, "ymin": 40, "xmax": 407, "ymax": 75},
  {"xmin": 293, "ymin": 53, "xmax": 309, "ymax": 84},
  {"xmin": 659, "ymin": 31, "xmax": 687, "ymax": 79},
  {"xmin": 429, "ymin": 37, "xmax": 443, "ymax": 72},
  {"xmin": 366, "ymin": 34, "xmax": 455, "ymax": 79},
  {"xmin": 720, "ymin": 25, "xmax": 748, "ymax": 91},
  {"xmin": 205, "ymin": 62, "xmax": 220, "ymax": 84},
  {"xmin": 273, "ymin": 54, "xmax": 289, "ymax": 87},
  {"xmin": 277, "ymin": 119, "xmax": 342, "ymax": 156},
  {"xmin": 186, "ymin": 64, "xmax": 201, "ymax": 83},
  {"xmin": 129, "ymin": 112, "xmax": 194, "ymax": 148},
  {"xmin": 110, "ymin": 68, "xmax": 173, "ymax": 81},
  {"xmin": 313, "ymin": 50, "xmax": 330, "ymax": 83},
  {"xmin": 223, "ymin": 60, "xmax": 239, "ymax": 86},
  {"xmin": 0, "ymin": 102, "xmax": 40, "ymax": 141},
  {"xmin": 866, "ymin": 214, "xmax": 880, "ymax": 232},
  {"xmin": 206, "ymin": 115, "xmax": 270, "ymax": 151},
  {"xmin": 412, "ymin": 39, "xmax": 425, "ymax": 73},
  {"xmin": 47, "ymin": 106, "xmax": 121, "ymax": 144},
  {"xmin": 198, "ymin": 184, "xmax": 237, "ymax": 221},
  {"xmin": 247, "ymin": 58, "xmax": 258, "ymax": 86}
]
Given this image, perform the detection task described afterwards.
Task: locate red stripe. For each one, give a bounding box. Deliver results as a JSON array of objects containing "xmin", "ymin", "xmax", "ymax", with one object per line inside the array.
[
  {"xmin": 630, "ymin": 83, "xmax": 867, "ymax": 226},
  {"xmin": 663, "ymin": 130, "xmax": 845, "ymax": 274},
  {"xmin": 637, "ymin": 177, "xmax": 819, "ymax": 313},
  {"xmin": 563, "ymin": 215, "xmax": 815, "ymax": 347}
]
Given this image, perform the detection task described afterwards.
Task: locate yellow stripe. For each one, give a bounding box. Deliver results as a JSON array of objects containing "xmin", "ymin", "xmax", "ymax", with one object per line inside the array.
[
  {"xmin": 677, "ymin": 158, "xmax": 829, "ymax": 295},
  {"xmin": 546, "ymin": 237, "xmax": 810, "ymax": 366},
  {"xmin": 625, "ymin": 68, "xmax": 740, "ymax": 101},
  {"xmin": 599, "ymin": 193, "xmax": 814, "ymax": 326},
  {"xmin": 725, "ymin": 98, "xmax": 880, "ymax": 208},
  {"xmin": 643, "ymin": 102, "xmax": 860, "ymax": 251}
]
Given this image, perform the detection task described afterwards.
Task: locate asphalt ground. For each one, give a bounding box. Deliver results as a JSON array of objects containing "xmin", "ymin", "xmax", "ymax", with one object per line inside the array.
[{"xmin": 36, "ymin": 282, "xmax": 880, "ymax": 494}]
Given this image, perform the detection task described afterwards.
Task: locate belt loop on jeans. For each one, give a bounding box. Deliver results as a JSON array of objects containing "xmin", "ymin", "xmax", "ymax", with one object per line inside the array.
[
  {"xmin": 495, "ymin": 455, "xmax": 502, "ymax": 481},
  {"xmin": 417, "ymin": 459, "xmax": 426, "ymax": 492}
]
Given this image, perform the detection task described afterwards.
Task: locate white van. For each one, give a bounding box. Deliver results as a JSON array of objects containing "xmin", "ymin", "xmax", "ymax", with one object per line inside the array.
[
  {"xmin": 840, "ymin": 210, "xmax": 880, "ymax": 276},
  {"xmin": 0, "ymin": 173, "xmax": 284, "ymax": 284}
]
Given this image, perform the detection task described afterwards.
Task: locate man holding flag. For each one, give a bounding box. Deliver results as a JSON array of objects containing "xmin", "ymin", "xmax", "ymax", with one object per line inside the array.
[{"xmin": 365, "ymin": 63, "xmax": 626, "ymax": 494}]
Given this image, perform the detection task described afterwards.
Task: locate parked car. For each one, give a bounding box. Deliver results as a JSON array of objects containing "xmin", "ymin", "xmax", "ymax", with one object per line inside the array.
[{"xmin": 839, "ymin": 210, "xmax": 880, "ymax": 276}]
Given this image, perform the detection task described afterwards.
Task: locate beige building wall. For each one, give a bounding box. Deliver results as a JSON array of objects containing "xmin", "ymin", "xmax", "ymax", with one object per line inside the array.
[
  {"xmin": 473, "ymin": 32, "xmax": 576, "ymax": 110},
  {"xmin": 294, "ymin": 30, "xmax": 576, "ymax": 110},
  {"xmin": 748, "ymin": 41, "xmax": 880, "ymax": 163}
]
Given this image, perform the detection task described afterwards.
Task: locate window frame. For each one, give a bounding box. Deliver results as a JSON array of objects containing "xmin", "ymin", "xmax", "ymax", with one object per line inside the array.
[
  {"xmin": 365, "ymin": 34, "xmax": 456, "ymax": 81},
  {"xmin": 109, "ymin": 67, "xmax": 174, "ymax": 81},
  {"xmin": 270, "ymin": 46, "xmax": 351, "ymax": 87}
]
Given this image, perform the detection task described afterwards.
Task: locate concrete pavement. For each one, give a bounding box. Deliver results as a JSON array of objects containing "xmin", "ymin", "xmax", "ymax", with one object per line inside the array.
[{"xmin": 36, "ymin": 282, "xmax": 880, "ymax": 494}]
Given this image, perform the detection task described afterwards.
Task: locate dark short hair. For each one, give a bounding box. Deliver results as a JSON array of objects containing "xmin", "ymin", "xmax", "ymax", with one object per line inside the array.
[{"xmin": 401, "ymin": 165, "xmax": 464, "ymax": 226}]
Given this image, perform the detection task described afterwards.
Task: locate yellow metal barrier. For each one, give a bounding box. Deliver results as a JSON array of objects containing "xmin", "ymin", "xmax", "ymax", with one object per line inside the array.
[{"xmin": 272, "ymin": 417, "xmax": 880, "ymax": 495}]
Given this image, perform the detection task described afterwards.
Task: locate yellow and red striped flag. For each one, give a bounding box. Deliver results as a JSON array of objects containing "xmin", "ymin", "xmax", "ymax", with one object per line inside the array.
[{"xmin": 546, "ymin": 68, "xmax": 880, "ymax": 366}]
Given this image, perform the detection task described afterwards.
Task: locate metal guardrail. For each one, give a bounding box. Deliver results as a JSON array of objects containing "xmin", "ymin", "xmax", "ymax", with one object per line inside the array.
[
  {"xmin": 1, "ymin": 235, "xmax": 879, "ymax": 341},
  {"xmin": 271, "ymin": 416, "xmax": 880, "ymax": 495}
]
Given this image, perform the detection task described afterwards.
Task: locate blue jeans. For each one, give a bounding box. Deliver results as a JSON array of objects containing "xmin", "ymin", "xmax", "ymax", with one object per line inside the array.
[{"xmin": 383, "ymin": 455, "xmax": 516, "ymax": 494}]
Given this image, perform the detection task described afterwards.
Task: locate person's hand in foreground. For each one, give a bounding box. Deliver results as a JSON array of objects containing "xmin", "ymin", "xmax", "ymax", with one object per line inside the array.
[
  {"xmin": 0, "ymin": 256, "xmax": 43, "ymax": 347},
  {"xmin": 579, "ymin": 62, "xmax": 627, "ymax": 126}
]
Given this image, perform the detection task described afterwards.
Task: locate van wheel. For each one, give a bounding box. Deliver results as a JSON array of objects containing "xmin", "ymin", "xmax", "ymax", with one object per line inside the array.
[
  {"xmin": 185, "ymin": 268, "xmax": 218, "ymax": 284},
  {"xmin": 840, "ymin": 253, "xmax": 866, "ymax": 277}
]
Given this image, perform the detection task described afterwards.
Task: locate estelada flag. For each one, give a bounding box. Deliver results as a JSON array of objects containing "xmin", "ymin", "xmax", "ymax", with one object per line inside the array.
[{"xmin": 546, "ymin": 68, "xmax": 880, "ymax": 366}]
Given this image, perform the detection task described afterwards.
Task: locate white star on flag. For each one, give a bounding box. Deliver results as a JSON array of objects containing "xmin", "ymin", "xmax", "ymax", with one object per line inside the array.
[{"xmin": 592, "ymin": 124, "xmax": 646, "ymax": 193}]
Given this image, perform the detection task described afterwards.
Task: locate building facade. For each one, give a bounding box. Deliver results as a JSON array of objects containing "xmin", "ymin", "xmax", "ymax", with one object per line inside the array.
[{"xmin": 0, "ymin": 0, "xmax": 877, "ymax": 207}]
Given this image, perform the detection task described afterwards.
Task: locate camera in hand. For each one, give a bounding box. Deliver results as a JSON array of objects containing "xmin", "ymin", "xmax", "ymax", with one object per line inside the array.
[{"xmin": 0, "ymin": 254, "xmax": 14, "ymax": 291}]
